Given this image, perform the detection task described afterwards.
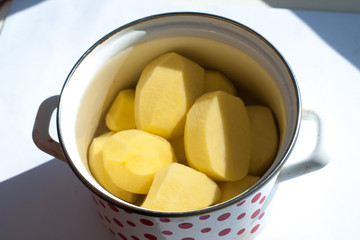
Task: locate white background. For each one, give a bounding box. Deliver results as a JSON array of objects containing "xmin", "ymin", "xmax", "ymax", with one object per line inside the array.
[{"xmin": 1, "ymin": 0, "xmax": 360, "ymax": 239}]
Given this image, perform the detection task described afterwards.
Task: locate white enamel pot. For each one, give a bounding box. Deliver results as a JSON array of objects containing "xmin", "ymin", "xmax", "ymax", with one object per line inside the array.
[{"xmin": 33, "ymin": 12, "xmax": 329, "ymax": 240}]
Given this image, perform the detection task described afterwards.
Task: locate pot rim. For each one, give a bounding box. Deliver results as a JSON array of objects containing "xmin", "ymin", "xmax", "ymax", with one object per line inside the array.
[{"xmin": 57, "ymin": 12, "xmax": 301, "ymax": 218}]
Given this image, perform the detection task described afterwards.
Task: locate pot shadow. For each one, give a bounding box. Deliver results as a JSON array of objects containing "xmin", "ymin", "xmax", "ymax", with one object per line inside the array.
[
  {"xmin": 0, "ymin": 159, "xmax": 114, "ymax": 240},
  {"xmin": 4, "ymin": 0, "xmax": 46, "ymax": 17}
]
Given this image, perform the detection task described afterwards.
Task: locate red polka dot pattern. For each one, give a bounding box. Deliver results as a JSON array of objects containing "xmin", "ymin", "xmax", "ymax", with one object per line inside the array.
[
  {"xmin": 217, "ymin": 212, "xmax": 231, "ymax": 221},
  {"xmin": 127, "ymin": 220, "xmax": 136, "ymax": 227},
  {"xmin": 91, "ymin": 186, "xmax": 270, "ymax": 240},
  {"xmin": 159, "ymin": 218, "xmax": 170, "ymax": 223},
  {"xmin": 140, "ymin": 219, "xmax": 154, "ymax": 226},
  {"xmin": 108, "ymin": 202, "xmax": 119, "ymax": 212},
  {"xmin": 178, "ymin": 222, "xmax": 193, "ymax": 229},
  {"xmin": 99, "ymin": 200, "xmax": 106, "ymax": 208},
  {"xmin": 199, "ymin": 214, "xmax": 210, "ymax": 220},
  {"xmin": 113, "ymin": 218, "xmax": 124, "ymax": 228},
  {"xmin": 251, "ymin": 224, "xmax": 260, "ymax": 234},
  {"xmin": 251, "ymin": 209, "xmax": 261, "ymax": 219},
  {"xmin": 162, "ymin": 230, "xmax": 173, "ymax": 235},
  {"xmin": 117, "ymin": 232, "xmax": 127, "ymax": 240},
  {"xmin": 201, "ymin": 227, "xmax": 211, "ymax": 233},
  {"xmin": 260, "ymin": 196, "xmax": 266, "ymax": 204},
  {"xmin": 237, "ymin": 228, "xmax": 245, "ymax": 235},
  {"xmin": 144, "ymin": 233, "xmax": 157, "ymax": 240},
  {"xmin": 251, "ymin": 193, "xmax": 262, "ymax": 203},
  {"xmin": 237, "ymin": 200, "xmax": 246, "ymax": 206},
  {"xmin": 218, "ymin": 228, "xmax": 231, "ymax": 236},
  {"xmin": 237, "ymin": 212, "xmax": 246, "ymax": 220}
]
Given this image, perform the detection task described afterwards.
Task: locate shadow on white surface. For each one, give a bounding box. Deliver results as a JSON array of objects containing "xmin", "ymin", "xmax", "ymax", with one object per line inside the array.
[
  {"xmin": 0, "ymin": 159, "xmax": 114, "ymax": 240},
  {"xmin": 293, "ymin": 10, "xmax": 360, "ymax": 70},
  {"xmin": 4, "ymin": 0, "xmax": 45, "ymax": 16}
]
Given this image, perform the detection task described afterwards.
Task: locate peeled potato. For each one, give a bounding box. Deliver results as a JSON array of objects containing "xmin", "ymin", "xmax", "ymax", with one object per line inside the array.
[
  {"xmin": 105, "ymin": 89, "xmax": 135, "ymax": 132},
  {"xmin": 135, "ymin": 52, "xmax": 205, "ymax": 140},
  {"xmin": 102, "ymin": 129, "xmax": 176, "ymax": 194},
  {"xmin": 247, "ymin": 106, "xmax": 278, "ymax": 176},
  {"xmin": 170, "ymin": 137, "xmax": 187, "ymax": 165},
  {"xmin": 185, "ymin": 91, "xmax": 252, "ymax": 181},
  {"xmin": 88, "ymin": 132, "xmax": 138, "ymax": 203},
  {"xmin": 217, "ymin": 175, "xmax": 260, "ymax": 203},
  {"xmin": 204, "ymin": 70, "xmax": 237, "ymax": 96},
  {"xmin": 141, "ymin": 163, "xmax": 220, "ymax": 212}
]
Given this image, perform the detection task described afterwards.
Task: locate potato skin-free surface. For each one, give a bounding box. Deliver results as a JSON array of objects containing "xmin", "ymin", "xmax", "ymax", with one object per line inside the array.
[
  {"xmin": 88, "ymin": 132, "xmax": 139, "ymax": 203},
  {"xmin": 102, "ymin": 129, "xmax": 177, "ymax": 194},
  {"xmin": 105, "ymin": 89, "xmax": 136, "ymax": 132},
  {"xmin": 185, "ymin": 91, "xmax": 252, "ymax": 181},
  {"xmin": 247, "ymin": 106, "xmax": 278, "ymax": 176},
  {"xmin": 217, "ymin": 175, "xmax": 259, "ymax": 203},
  {"xmin": 204, "ymin": 70, "xmax": 237, "ymax": 96},
  {"xmin": 141, "ymin": 163, "xmax": 220, "ymax": 212},
  {"xmin": 135, "ymin": 52, "xmax": 205, "ymax": 140}
]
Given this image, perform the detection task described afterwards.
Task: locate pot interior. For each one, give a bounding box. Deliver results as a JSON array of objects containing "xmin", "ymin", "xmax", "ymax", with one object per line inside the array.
[{"xmin": 58, "ymin": 13, "xmax": 300, "ymax": 210}]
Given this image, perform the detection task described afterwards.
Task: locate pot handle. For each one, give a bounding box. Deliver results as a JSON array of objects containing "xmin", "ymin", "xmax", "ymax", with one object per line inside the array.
[
  {"xmin": 277, "ymin": 109, "xmax": 330, "ymax": 182},
  {"xmin": 32, "ymin": 95, "xmax": 66, "ymax": 162}
]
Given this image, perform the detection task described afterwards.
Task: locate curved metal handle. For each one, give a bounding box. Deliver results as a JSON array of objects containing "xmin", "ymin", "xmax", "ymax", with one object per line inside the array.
[
  {"xmin": 277, "ymin": 109, "xmax": 330, "ymax": 182},
  {"xmin": 32, "ymin": 95, "xmax": 66, "ymax": 162}
]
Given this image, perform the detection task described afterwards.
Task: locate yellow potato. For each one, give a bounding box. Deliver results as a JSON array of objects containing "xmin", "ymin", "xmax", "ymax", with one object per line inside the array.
[
  {"xmin": 247, "ymin": 106, "xmax": 279, "ymax": 176},
  {"xmin": 185, "ymin": 91, "xmax": 252, "ymax": 181},
  {"xmin": 169, "ymin": 137, "xmax": 187, "ymax": 165},
  {"xmin": 105, "ymin": 89, "xmax": 135, "ymax": 132},
  {"xmin": 204, "ymin": 70, "xmax": 237, "ymax": 95},
  {"xmin": 88, "ymin": 132, "xmax": 138, "ymax": 203},
  {"xmin": 217, "ymin": 175, "xmax": 260, "ymax": 203},
  {"xmin": 102, "ymin": 129, "xmax": 177, "ymax": 194},
  {"xmin": 141, "ymin": 163, "xmax": 220, "ymax": 212},
  {"xmin": 135, "ymin": 52, "xmax": 205, "ymax": 140}
]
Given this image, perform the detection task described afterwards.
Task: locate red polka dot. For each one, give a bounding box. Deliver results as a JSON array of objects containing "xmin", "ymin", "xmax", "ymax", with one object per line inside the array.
[
  {"xmin": 144, "ymin": 233, "xmax": 157, "ymax": 240},
  {"xmin": 127, "ymin": 220, "xmax": 136, "ymax": 227},
  {"xmin": 199, "ymin": 214, "xmax": 210, "ymax": 220},
  {"xmin": 108, "ymin": 202, "xmax": 119, "ymax": 212},
  {"xmin": 251, "ymin": 224, "xmax": 260, "ymax": 234},
  {"xmin": 104, "ymin": 216, "xmax": 111, "ymax": 224},
  {"xmin": 109, "ymin": 228, "xmax": 115, "ymax": 235},
  {"xmin": 99, "ymin": 200, "xmax": 106, "ymax": 208},
  {"xmin": 237, "ymin": 200, "xmax": 246, "ymax": 206},
  {"xmin": 251, "ymin": 209, "xmax": 261, "ymax": 219},
  {"xmin": 237, "ymin": 228, "xmax": 245, "ymax": 235},
  {"xmin": 117, "ymin": 232, "xmax": 128, "ymax": 240},
  {"xmin": 178, "ymin": 222, "xmax": 193, "ymax": 229},
  {"xmin": 217, "ymin": 212, "xmax": 231, "ymax": 221},
  {"xmin": 140, "ymin": 219, "xmax": 154, "ymax": 226},
  {"xmin": 92, "ymin": 195, "xmax": 98, "ymax": 206},
  {"xmin": 251, "ymin": 193, "xmax": 261, "ymax": 203},
  {"xmin": 131, "ymin": 236, "xmax": 140, "ymax": 240},
  {"xmin": 259, "ymin": 212, "xmax": 265, "ymax": 220},
  {"xmin": 159, "ymin": 218, "xmax": 170, "ymax": 223},
  {"xmin": 201, "ymin": 227, "xmax": 211, "ymax": 233},
  {"xmin": 97, "ymin": 211, "xmax": 104, "ymax": 221},
  {"xmin": 124, "ymin": 209, "xmax": 133, "ymax": 214},
  {"xmin": 237, "ymin": 212, "xmax": 246, "ymax": 220},
  {"xmin": 181, "ymin": 238, "xmax": 195, "ymax": 240},
  {"xmin": 218, "ymin": 228, "xmax": 231, "ymax": 236},
  {"xmin": 162, "ymin": 231, "xmax": 173, "ymax": 235},
  {"xmin": 260, "ymin": 196, "xmax": 266, "ymax": 204},
  {"xmin": 113, "ymin": 218, "xmax": 124, "ymax": 227}
]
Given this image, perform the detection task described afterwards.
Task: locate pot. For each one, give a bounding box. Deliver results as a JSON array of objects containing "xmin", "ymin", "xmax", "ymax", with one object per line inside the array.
[{"xmin": 33, "ymin": 12, "xmax": 329, "ymax": 239}]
